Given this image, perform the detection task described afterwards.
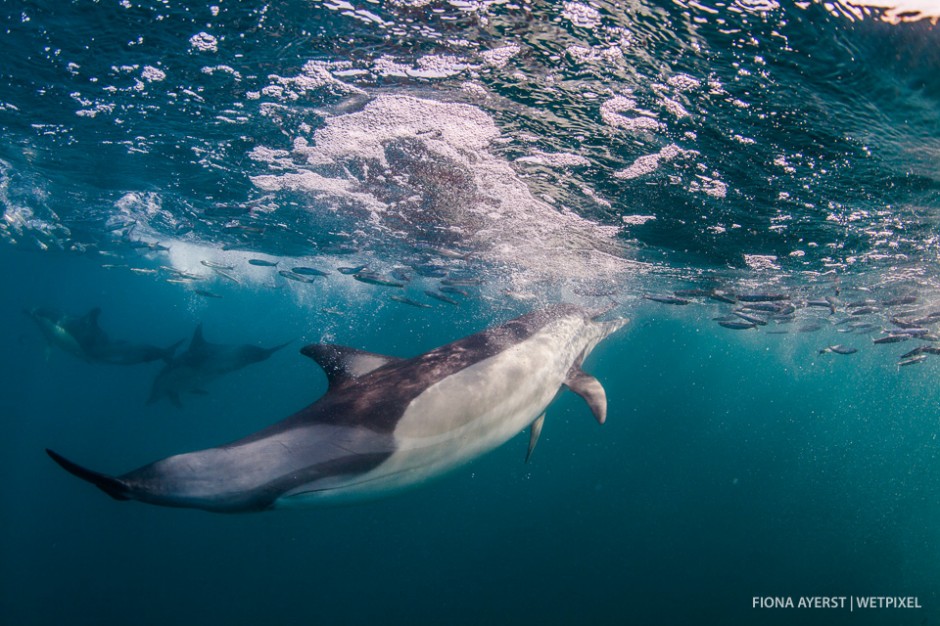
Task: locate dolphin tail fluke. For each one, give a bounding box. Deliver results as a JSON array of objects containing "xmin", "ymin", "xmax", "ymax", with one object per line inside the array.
[{"xmin": 45, "ymin": 449, "xmax": 131, "ymax": 501}]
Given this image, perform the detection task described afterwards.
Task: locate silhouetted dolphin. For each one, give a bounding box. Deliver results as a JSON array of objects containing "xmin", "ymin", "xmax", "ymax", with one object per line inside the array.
[
  {"xmin": 147, "ymin": 324, "xmax": 289, "ymax": 408},
  {"xmin": 47, "ymin": 304, "xmax": 627, "ymax": 512},
  {"xmin": 25, "ymin": 307, "xmax": 182, "ymax": 365}
]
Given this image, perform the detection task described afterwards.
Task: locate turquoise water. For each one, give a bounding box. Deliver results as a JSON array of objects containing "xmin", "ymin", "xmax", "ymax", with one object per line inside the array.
[{"xmin": 2, "ymin": 1, "xmax": 939, "ymax": 624}]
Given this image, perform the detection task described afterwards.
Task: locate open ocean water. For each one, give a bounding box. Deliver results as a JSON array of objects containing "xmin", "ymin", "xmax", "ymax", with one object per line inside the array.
[{"xmin": 2, "ymin": 1, "xmax": 940, "ymax": 624}]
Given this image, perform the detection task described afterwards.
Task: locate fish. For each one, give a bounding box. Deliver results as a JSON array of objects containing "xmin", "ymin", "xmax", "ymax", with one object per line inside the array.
[
  {"xmin": 200, "ymin": 260, "xmax": 235, "ymax": 270},
  {"xmin": 845, "ymin": 322, "xmax": 879, "ymax": 334},
  {"xmin": 899, "ymin": 345, "xmax": 931, "ymax": 359},
  {"xmin": 890, "ymin": 317, "xmax": 924, "ymax": 329},
  {"xmin": 441, "ymin": 277, "xmax": 483, "ymax": 287},
  {"xmin": 718, "ymin": 320, "xmax": 757, "ymax": 330},
  {"xmin": 160, "ymin": 266, "xmax": 205, "ymax": 281},
  {"xmin": 739, "ymin": 302, "xmax": 786, "ymax": 313},
  {"xmin": 210, "ymin": 267, "xmax": 240, "ymax": 283},
  {"xmin": 146, "ymin": 325, "xmax": 289, "ymax": 408},
  {"xmin": 46, "ymin": 305, "xmax": 627, "ymax": 512},
  {"xmin": 889, "ymin": 328, "xmax": 931, "ymax": 337},
  {"xmin": 390, "ymin": 295, "xmax": 432, "ymax": 309},
  {"xmin": 806, "ymin": 298, "xmax": 837, "ymax": 314},
  {"xmin": 872, "ymin": 335, "xmax": 910, "ymax": 344},
  {"xmin": 819, "ymin": 345, "xmax": 857, "ymax": 355},
  {"xmin": 353, "ymin": 271, "xmax": 405, "ymax": 288},
  {"xmin": 898, "ymin": 354, "xmax": 928, "ymax": 367},
  {"xmin": 337, "ymin": 265, "xmax": 368, "ymax": 275},
  {"xmin": 732, "ymin": 310, "xmax": 767, "ymax": 326},
  {"xmin": 248, "ymin": 259, "xmax": 279, "ymax": 267},
  {"xmin": 735, "ymin": 293, "xmax": 789, "ymax": 302},
  {"xmin": 390, "ymin": 268, "xmax": 412, "ymax": 283},
  {"xmin": 645, "ymin": 294, "xmax": 691, "ymax": 305},
  {"xmin": 291, "ymin": 266, "xmax": 330, "ymax": 277},
  {"xmin": 882, "ymin": 295, "xmax": 917, "ymax": 306},
  {"xmin": 24, "ymin": 307, "xmax": 183, "ymax": 365},
  {"xmin": 425, "ymin": 290, "xmax": 459, "ymax": 306},
  {"xmin": 439, "ymin": 286, "xmax": 469, "ymax": 297},
  {"xmin": 707, "ymin": 291, "xmax": 737, "ymax": 304},
  {"xmin": 194, "ymin": 289, "xmax": 223, "ymax": 299},
  {"xmin": 279, "ymin": 270, "xmax": 316, "ymax": 283},
  {"xmin": 412, "ymin": 264, "xmax": 448, "ymax": 278}
]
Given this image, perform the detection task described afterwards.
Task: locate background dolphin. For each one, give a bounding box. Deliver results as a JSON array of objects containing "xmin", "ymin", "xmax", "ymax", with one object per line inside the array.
[
  {"xmin": 25, "ymin": 307, "xmax": 182, "ymax": 365},
  {"xmin": 48, "ymin": 304, "xmax": 627, "ymax": 512},
  {"xmin": 147, "ymin": 324, "xmax": 290, "ymax": 407}
]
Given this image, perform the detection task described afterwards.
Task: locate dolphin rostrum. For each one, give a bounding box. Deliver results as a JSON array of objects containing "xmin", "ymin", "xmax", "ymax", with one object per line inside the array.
[
  {"xmin": 47, "ymin": 304, "xmax": 628, "ymax": 512},
  {"xmin": 147, "ymin": 324, "xmax": 290, "ymax": 408},
  {"xmin": 25, "ymin": 307, "xmax": 182, "ymax": 365}
]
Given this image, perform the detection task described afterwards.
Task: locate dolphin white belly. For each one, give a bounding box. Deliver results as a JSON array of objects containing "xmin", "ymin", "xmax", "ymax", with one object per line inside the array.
[{"xmin": 275, "ymin": 313, "xmax": 625, "ymax": 506}]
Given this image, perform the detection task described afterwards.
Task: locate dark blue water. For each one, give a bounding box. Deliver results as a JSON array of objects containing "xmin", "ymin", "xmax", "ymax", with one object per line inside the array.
[{"xmin": 2, "ymin": 1, "xmax": 939, "ymax": 624}]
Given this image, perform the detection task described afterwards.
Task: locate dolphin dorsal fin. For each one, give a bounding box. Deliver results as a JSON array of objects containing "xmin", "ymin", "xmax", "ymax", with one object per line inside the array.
[
  {"xmin": 301, "ymin": 344, "xmax": 402, "ymax": 388},
  {"xmin": 190, "ymin": 323, "xmax": 207, "ymax": 349},
  {"xmin": 85, "ymin": 307, "xmax": 102, "ymax": 325},
  {"xmin": 564, "ymin": 364, "xmax": 608, "ymax": 424}
]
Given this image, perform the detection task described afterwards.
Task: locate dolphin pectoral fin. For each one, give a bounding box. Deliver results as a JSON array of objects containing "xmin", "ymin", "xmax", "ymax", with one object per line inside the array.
[
  {"xmin": 525, "ymin": 413, "xmax": 546, "ymax": 464},
  {"xmin": 45, "ymin": 449, "xmax": 130, "ymax": 501},
  {"xmin": 301, "ymin": 344, "xmax": 403, "ymax": 388},
  {"xmin": 564, "ymin": 365, "xmax": 607, "ymax": 424}
]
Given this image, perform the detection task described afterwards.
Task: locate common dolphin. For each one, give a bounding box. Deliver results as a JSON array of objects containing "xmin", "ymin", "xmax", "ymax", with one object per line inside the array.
[
  {"xmin": 25, "ymin": 307, "xmax": 182, "ymax": 365},
  {"xmin": 47, "ymin": 304, "xmax": 627, "ymax": 512},
  {"xmin": 147, "ymin": 324, "xmax": 290, "ymax": 408}
]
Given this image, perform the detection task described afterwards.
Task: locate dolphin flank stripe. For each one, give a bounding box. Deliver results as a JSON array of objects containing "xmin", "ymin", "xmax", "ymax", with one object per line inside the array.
[{"xmin": 46, "ymin": 305, "xmax": 628, "ymax": 512}]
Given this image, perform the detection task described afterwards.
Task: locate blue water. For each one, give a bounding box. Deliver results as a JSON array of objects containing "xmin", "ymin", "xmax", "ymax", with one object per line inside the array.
[{"xmin": 2, "ymin": 1, "xmax": 940, "ymax": 624}]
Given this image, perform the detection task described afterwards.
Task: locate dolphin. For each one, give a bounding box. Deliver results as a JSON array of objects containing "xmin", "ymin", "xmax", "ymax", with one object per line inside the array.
[
  {"xmin": 25, "ymin": 307, "xmax": 182, "ymax": 365},
  {"xmin": 147, "ymin": 324, "xmax": 290, "ymax": 408},
  {"xmin": 46, "ymin": 304, "xmax": 627, "ymax": 513}
]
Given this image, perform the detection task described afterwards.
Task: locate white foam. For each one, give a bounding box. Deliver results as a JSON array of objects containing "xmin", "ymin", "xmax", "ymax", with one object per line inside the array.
[
  {"xmin": 141, "ymin": 66, "xmax": 166, "ymax": 82},
  {"xmin": 614, "ymin": 144, "xmax": 693, "ymax": 180},
  {"xmin": 189, "ymin": 32, "xmax": 218, "ymax": 53},
  {"xmin": 372, "ymin": 54, "xmax": 471, "ymax": 79},
  {"xmin": 562, "ymin": 1, "xmax": 602, "ymax": 28},
  {"xmin": 600, "ymin": 95, "xmax": 663, "ymax": 133},
  {"xmin": 744, "ymin": 254, "xmax": 780, "ymax": 271},
  {"xmin": 515, "ymin": 151, "xmax": 591, "ymax": 168},
  {"xmin": 264, "ymin": 61, "xmax": 367, "ymax": 100},
  {"xmin": 249, "ymin": 95, "xmax": 643, "ymax": 298},
  {"xmin": 481, "ymin": 44, "xmax": 520, "ymax": 68},
  {"xmin": 830, "ymin": 0, "xmax": 940, "ymax": 23}
]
